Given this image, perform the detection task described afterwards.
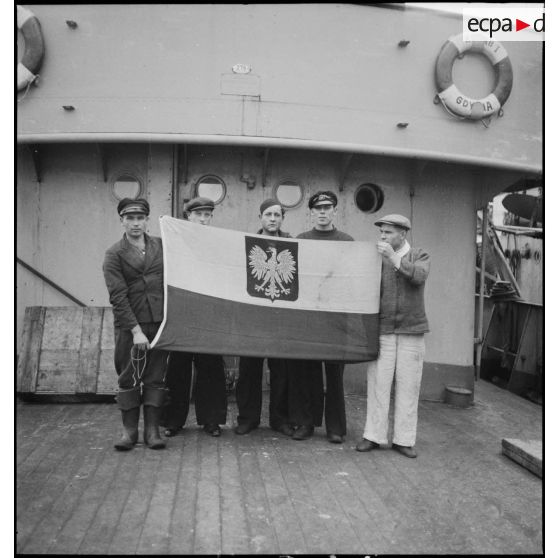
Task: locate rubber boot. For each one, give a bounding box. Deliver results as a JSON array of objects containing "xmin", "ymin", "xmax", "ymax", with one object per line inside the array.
[
  {"xmin": 142, "ymin": 387, "xmax": 168, "ymax": 450},
  {"xmin": 114, "ymin": 407, "xmax": 140, "ymax": 451},
  {"xmin": 143, "ymin": 405, "xmax": 166, "ymax": 449},
  {"xmin": 114, "ymin": 386, "xmax": 142, "ymax": 451}
]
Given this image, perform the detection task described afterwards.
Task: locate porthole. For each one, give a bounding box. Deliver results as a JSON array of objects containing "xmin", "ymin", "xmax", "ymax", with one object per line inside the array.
[
  {"xmin": 273, "ymin": 179, "xmax": 303, "ymax": 208},
  {"xmin": 195, "ymin": 174, "xmax": 226, "ymax": 204},
  {"xmin": 111, "ymin": 173, "xmax": 142, "ymax": 201},
  {"xmin": 355, "ymin": 183, "xmax": 384, "ymax": 213}
]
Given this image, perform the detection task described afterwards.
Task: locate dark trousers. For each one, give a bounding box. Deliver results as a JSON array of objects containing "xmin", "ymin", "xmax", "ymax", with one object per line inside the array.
[
  {"xmin": 163, "ymin": 351, "xmax": 227, "ymax": 427},
  {"xmin": 289, "ymin": 360, "xmax": 346, "ymax": 435},
  {"xmin": 288, "ymin": 360, "xmax": 324, "ymax": 428},
  {"xmin": 114, "ymin": 322, "xmax": 168, "ymax": 395},
  {"xmin": 324, "ymin": 362, "xmax": 347, "ymax": 436},
  {"xmin": 236, "ymin": 357, "xmax": 291, "ymax": 429}
]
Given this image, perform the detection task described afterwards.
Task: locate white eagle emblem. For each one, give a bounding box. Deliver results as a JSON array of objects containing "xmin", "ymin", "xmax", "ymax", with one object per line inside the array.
[{"xmin": 248, "ymin": 245, "xmax": 296, "ymax": 301}]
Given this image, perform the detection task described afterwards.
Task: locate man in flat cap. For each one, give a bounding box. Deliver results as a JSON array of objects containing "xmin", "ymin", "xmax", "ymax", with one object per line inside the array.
[
  {"xmin": 356, "ymin": 214, "xmax": 430, "ymax": 458},
  {"xmin": 291, "ymin": 190, "xmax": 354, "ymax": 442},
  {"xmin": 103, "ymin": 197, "xmax": 168, "ymax": 450},
  {"xmin": 235, "ymin": 199, "xmax": 296, "ymax": 437},
  {"xmin": 162, "ymin": 196, "xmax": 228, "ymax": 438}
]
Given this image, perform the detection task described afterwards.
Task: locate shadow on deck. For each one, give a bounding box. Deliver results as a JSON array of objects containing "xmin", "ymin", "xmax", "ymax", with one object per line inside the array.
[{"xmin": 16, "ymin": 379, "xmax": 542, "ymax": 555}]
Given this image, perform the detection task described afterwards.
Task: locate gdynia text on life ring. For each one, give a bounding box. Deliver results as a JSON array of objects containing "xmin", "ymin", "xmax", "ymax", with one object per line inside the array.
[
  {"xmin": 17, "ymin": 5, "xmax": 45, "ymax": 91},
  {"xmin": 435, "ymin": 34, "xmax": 513, "ymax": 120}
]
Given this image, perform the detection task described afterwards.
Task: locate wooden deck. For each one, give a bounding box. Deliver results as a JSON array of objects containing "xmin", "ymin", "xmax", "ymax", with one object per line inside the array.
[{"xmin": 16, "ymin": 379, "xmax": 542, "ymax": 555}]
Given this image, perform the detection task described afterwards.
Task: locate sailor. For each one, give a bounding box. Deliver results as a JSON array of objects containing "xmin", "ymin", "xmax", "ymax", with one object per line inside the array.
[
  {"xmin": 235, "ymin": 198, "xmax": 296, "ymax": 437},
  {"xmin": 291, "ymin": 190, "xmax": 354, "ymax": 442},
  {"xmin": 162, "ymin": 197, "xmax": 228, "ymax": 438},
  {"xmin": 356, "ymin": 214, "xmax": 430, "ymax": 458},
  {"xmin": 103, "ymin": 197, "xmax": 168, "ymax": 450}
]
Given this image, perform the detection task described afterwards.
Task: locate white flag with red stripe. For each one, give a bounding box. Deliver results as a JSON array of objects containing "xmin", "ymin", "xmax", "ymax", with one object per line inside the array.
[{"xmin": 152, "ymin": 216, "xmax": 381, "ymax": 362}]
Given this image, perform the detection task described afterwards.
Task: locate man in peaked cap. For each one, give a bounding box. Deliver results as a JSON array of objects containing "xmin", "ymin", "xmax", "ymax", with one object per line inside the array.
[
  {"xmin": 290, "ymin": 190, "xmax": 354, "ymax": 442},
  {"xmin": 235, "ymin": 199, "xmax": 297, "ymax": 437},
  {"xmin": 356, "ymin": 213, "xmax": 430, "ymax": 458},
  {"xmin": 162, "ymin": 196, "xmax": 228, "ymax": 438},
  {"xmin": 103, "ymin": 197, "xmax": 168, "ymax": 450}
]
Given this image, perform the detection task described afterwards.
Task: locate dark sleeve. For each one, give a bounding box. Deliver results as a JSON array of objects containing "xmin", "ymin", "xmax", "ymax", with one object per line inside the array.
[
  {"xmin": 397, "ymin": 249, "xmax": 430, "ymax": 286},
  {"xmin": 102, "ymin": 249, "xmax": 139, "ymax": 330}
]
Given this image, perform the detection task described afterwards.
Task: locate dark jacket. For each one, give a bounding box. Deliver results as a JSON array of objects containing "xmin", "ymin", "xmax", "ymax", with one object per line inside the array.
[
  {"xmin": 379, "ymin": 247, "xmax": 430, "ymax": 335},
  {"xmin": 256, "ymin": 229, "xmax": 292, "ymax": 238},
  {"xmin": 296, "ymin": 227, "xmax": 353, "ymax": 241},
  {"xmin": 103, "ymin": 234, "xmax": 164, "ymax": 329}
]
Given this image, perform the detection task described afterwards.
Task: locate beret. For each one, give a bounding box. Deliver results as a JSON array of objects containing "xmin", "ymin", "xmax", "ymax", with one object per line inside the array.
[
  {"xmin": 308, "ymin": 191, "xmax": 338, "ymax": 209},
  {"xmin": 185, "ymin": 197, "xmax": 215, "ymax": 212},
  {"xmin": 374, "ymin": 214, "xmax": 411, "ymax": 230},
  {"xmin": 118, "ymin": 197, "xmax": 150, "ymax": 216},
  {"xmin": 259, "ymin": 198, "xmax": 284, "ymax": 214}
]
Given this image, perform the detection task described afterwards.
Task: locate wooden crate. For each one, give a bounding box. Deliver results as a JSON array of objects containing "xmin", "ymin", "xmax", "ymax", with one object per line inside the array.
[
  {"xmin": 502, "ymin": 438, "xmax": 542, "ymax": 478},
  {"xmin": 16, "ymin": 306, "xmax": 117, "ymax": 399}
]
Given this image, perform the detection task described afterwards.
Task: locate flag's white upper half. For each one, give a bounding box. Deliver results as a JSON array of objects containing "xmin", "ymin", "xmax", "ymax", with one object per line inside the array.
[{"xmin": 160, "ymin": 216, "xmax": 381, "ymax": 314}]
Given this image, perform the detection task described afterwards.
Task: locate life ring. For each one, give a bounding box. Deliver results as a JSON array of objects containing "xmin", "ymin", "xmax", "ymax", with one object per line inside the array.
[
  {"xmin": 435, "ymin": 34, "xmax": 513, "ymax": 120},
  {"xmin": 17, "ymin": 5, "xmax": 45, "ymax": 91}
]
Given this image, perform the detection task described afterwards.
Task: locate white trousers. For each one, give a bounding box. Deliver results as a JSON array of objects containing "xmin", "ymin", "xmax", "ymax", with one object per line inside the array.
[{"xmin": 363, "ymin": 333, "xmax": 425, "ymax": 447}]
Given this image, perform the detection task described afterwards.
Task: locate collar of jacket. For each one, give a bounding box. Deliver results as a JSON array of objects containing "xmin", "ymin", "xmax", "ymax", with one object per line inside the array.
[
  {"xmin": 395, "ymin": 239, "xmax": 411, "ymax": 259},
  {"xmin": 256, "ymin": 229, "xmax": 290, "ymax": 237},
  {"xmin": 119, "ymin": 233, "xmax": 158, "ymax": 272}
]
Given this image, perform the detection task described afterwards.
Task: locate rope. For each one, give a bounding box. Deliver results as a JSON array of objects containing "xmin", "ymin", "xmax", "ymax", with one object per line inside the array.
[
  {"xmin": 17, "ymin": 74, "xmax": 38, "ymax": 103},
  {"xmin": 438, "ymin": 94, "xmax": 492, "ymax": 127},
  {"xmin": 437, "ymin": 95, "xmax": 466, "ymax": 120},
  {"xmin": 130, "ymin": 346, "xmax": 147, "ymax": 387}
]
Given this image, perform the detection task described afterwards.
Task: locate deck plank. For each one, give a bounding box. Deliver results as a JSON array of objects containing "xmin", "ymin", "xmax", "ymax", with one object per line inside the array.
[
  {"xmin": 192, "ymin": 433, "xmax": 223, "ymax": 554},
  {"xmin": 239, "ymin": 432, "xmax": 301, "ymax": 554},
  {"xmin": 17, "ymin": 405, "xmax": 113, "ymax": 554},
  {"xmin": 218, "ymin": 436, "xmax": 253, "ymax": 555},
  {"xmin": 166, "ymin": 433, "xmax": 198, "ymax": 554},
  {"xmin": 16, "ymin": 380, "xmax": 543, "ymax": 555},
  {"xmin": 107, "ymin": 445, "xmax": 156, "ymax": 554}
]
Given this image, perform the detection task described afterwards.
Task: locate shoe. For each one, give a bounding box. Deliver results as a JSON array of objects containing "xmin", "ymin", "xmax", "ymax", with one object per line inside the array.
[
  {"xmin": 356, "ymin": 438, "xmax": 380, "ymax": 452},
  {"xmin": 273, "ymin": 424, "xmax": 295, "ymax": 437},
  {"xmin": 203, "ymin": 424, "xmax": 221, "ymax": 437},
  {"xmin": 327, "ymin": 432, "xmax": 344, "ymax": 444},
  {"xmin": 114, "ymin": 407, "xmax": 140, "ymax": 451},
  {"xmin": 163, "ymin": 426, "xmax": 182, "ymax": 438},
  {"xmin": 392, "ymin": 443, "xmax": 417, "ymax": 458},
  {"xmin": 235, "ymin": 423, "xmax": 257, "ymax": 435},
  {"xmin": 143, "ymin": 406, "xmax": 166, "ymax": 450},
  {"xmin": 292, "ymin": 425, "xmax": 314, "ymax": 441}
]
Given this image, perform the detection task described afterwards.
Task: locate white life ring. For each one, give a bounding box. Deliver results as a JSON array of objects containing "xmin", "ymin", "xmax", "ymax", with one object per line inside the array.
[
  {"xmin": 17, "ymin": 5, "xmax": 45, "ymax": 91},
  {"xmin": 435, "ymin": 34, "xmax": 513, "ymax": 120}
]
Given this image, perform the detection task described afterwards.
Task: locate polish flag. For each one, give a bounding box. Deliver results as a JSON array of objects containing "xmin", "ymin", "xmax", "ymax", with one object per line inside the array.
[{"xmin": 151, "ymin": 216, "xmax": 381, "ymax": 362}]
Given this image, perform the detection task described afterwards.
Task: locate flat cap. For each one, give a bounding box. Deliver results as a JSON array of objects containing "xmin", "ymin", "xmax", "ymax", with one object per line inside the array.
[
  {"xmin": 308, "ymin": 191, "xmax": 338, "ymax": 209},
  {"xmin": 185, "ymin": 197, "xmax": 215, "ymax": 212},
  {"xmin": 118, "ymin": 197, "xmax": 150, "ymax": 216},
  {"xmin": 374, "ymin": 214, "xmax": 411, "ymax": 230},
  {"xmin": 259, "ymin": 198, "xmax": 284, "ymax": 214}
]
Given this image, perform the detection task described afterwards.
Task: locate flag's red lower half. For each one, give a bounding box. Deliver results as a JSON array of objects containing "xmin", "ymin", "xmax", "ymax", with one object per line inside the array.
[{"xmin": 154, "ymin": 286, "xmax": 378, "ymax": 363}]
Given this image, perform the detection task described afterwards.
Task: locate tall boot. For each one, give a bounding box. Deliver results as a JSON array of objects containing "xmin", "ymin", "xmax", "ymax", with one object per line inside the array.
[
  {"xmin": 143, "ymin": 405, "xmax": 166, "ymax": 449},
  {"xmin": 114, "ymin": 386, "xmax": 142, "ymax": 451},
  {"xmin": 114, "ymin": 407, "xmax": 140, "ymax": 451},
  {"xmin": 142, "ymin": 387, "xmax": 168, "ymax": 450}
]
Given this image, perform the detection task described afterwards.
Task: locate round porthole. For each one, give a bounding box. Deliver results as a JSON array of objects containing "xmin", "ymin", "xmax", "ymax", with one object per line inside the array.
[
  {"xmin": 195, "ymin": 175, "xmax": 226, "ymax": 204},
  {"xmin": 274, "ymin": 179, "xmax": 303, "ymax": 208},
  {"xmin": 111, "ymin": 173, "xmax": 143, "ymax": 201},
  {"xmin": 355, "ymin": 183, "xmax": 384, "ymax": 213}
]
